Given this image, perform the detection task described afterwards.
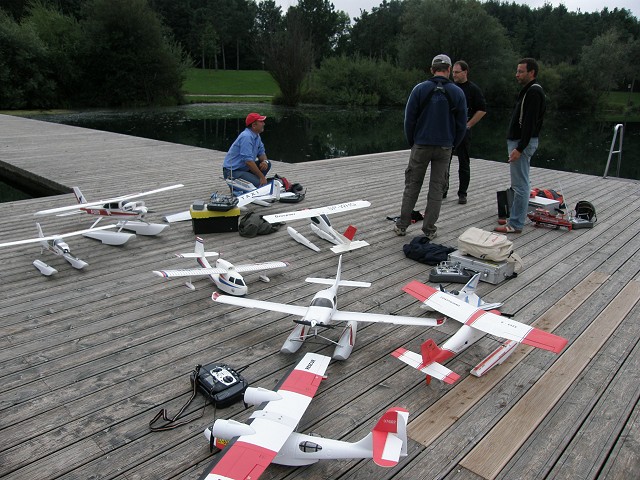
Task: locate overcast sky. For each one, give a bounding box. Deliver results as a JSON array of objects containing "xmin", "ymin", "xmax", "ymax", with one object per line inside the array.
[{"xmin": 272, "ymin": 0, "xmax": 639, "ymax": 21}]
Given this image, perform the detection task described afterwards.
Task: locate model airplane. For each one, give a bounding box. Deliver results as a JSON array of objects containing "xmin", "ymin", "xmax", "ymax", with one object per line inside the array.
[
  {"xmin": 393, "ymin": 280, "xmax": 568, "ymax": 384},
  {"xmin": 0, "ymin": 223, "xmax": 116, "ymax": 276},
  {"xmin": 262, "ymin": 200, "xmax": 371, "ymax": 253},
  {"xmin": 153, "ymin": 237, "xmax": 288, "ymax": 296},
  {"xmin": 428, "ymin": 273, "xmax": 504, "ymax": 311},
  {"xmin": 35, "ymin": 184, "xmax": 183, "ymax": 244},
  {"xmin": 162, "ymin": 182, "xmax": 295, "ymax": 223},
  {"xmin": 198, "ymin": 352, "xmax": 409, "ymax": 480},
  {"xmin": 212, "ymin": 255, "xmax": 442, "ymax": 360}
]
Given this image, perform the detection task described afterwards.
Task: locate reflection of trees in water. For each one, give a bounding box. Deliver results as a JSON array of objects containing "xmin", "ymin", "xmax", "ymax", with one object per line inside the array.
[{"xmin": 28, "ymin": 106, "xmax": 639, "ymax": 179}]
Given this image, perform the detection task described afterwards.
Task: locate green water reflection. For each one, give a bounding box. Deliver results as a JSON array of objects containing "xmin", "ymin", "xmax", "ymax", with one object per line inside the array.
[{"xmin": 27, "ymin": 104, "xmax": 639, "ymax": 180}]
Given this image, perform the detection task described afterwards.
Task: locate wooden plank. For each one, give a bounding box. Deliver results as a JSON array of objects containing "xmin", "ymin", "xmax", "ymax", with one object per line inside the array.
[{"xmin": 459, "ymin": 279, "xmax": 640, "ymax": 479}]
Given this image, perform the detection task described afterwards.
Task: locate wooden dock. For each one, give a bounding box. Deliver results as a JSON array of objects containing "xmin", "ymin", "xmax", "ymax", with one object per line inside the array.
[{"xmin": 0, "ymin": 114, "xmax": 638, "ymax": 480}]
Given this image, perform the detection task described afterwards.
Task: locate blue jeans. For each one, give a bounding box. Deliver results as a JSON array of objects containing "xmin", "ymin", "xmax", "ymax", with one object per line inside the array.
[
  {"xmin": 507, "ymin": 138, "xmax": 538, "ymax": 230},
  {"xmin": 223, "ymin": 160, "xmax": 271, "ymax": 188}
]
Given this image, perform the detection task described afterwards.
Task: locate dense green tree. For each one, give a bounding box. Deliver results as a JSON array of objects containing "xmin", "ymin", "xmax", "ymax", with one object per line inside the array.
[
  {"xmin": 261, "ymin": 11, "xmax": 314, "ymax": 106},
  {"xmin": 78, "ymin": 0, "xmax": 188, "ymax": 106},
  {"xmin": 349, "ymin": 0, "xmax": 405, "ymax": 61},
  {"xmin": 398, "ymin": 0, "xmax": 515, "ymax": 106},
  {"xmin": 23, "ymin": 1, "xmax": 83, "ymax": 105},
  {"xmin": 0, "ymin": 10, "xmax": 55, "ymax": 108},
  {"xmin": 286, "ymin": 0, "xmax": 350, "ymax": 63}
]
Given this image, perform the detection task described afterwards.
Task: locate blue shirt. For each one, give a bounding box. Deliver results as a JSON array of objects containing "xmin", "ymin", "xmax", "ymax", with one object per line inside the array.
[
  {"xmin": 404, "ymin": 76, "xmax": 467, "ymax": 148},
  {"xmin": 223, "ymin": 128, "xmax": 266, "ymax": 171}
]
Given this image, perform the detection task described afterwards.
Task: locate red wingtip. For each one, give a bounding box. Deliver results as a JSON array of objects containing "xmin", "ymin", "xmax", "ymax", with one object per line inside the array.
[{"xmin": 212, "ymin": 292, "xmax": 220, "ymax": 301}]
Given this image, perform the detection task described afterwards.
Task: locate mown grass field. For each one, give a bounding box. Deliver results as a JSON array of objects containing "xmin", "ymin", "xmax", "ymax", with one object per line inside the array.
[{"xmin": 183, "ymin": 68, "xmax": 278, "ymax": 103}]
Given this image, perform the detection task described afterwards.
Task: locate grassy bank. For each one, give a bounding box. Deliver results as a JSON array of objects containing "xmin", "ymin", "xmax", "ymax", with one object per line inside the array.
[{"xmin": 183, "ymin": 68, "xmax": 278, "ymax": 103}]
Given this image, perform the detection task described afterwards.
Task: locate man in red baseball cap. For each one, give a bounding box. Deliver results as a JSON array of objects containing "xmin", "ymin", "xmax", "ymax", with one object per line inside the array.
[{"xmin": 222, "ymin": 112, "xmax": 272, "ymax": 187}]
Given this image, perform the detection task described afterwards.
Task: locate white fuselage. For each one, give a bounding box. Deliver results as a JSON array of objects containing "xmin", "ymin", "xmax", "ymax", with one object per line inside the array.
[
  {"xmin": 300, "ymin": 287, "xmax": 337, "ymax": 326},
  {"xmin": 200, "ymin": 257, "xmax": 248, "ymax": 296}
]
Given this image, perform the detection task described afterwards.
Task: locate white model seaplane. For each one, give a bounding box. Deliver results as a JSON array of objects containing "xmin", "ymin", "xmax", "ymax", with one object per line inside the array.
[
  {"xmin": 153, "ymin": 237, "xmax": 288, "ymax": 296},
  {"xmin": 0, "ymin": 223, "xmax": 116, "ymax": 276},
  {"xmin": 392, "ymin": 280, "xmax": 568, "ymax": 384},
  {"xmin": 262, "ymin": 200, "xmax": 371, "ymax": 254},
  {"xmin": 212, "ymin": 255, "xmax": 442, "ymax": 360},
  {"xmin": 198, "ymin": 352, "xmax": 409, "ymax": 480},
  {"xmin": 429, "ymin": 273, "xmax": 504, "ymax": 311},
  {"xmin": 35, "ymin": 184, "xmax": 183, "ymax": 245}
]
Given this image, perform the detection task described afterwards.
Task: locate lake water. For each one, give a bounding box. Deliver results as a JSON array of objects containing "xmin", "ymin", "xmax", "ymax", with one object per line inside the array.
[{"xmin": 6, "ymin": 103, "xmax": 638, "ymax": 201}]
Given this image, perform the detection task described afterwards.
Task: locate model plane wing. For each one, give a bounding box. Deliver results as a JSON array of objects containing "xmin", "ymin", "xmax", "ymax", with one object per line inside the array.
[
  {"xmin": 332, "ymin": 310, "xmax": 442, "ymax": 327},
  {"xmin": 403, "ymin": 281, "xmax": 567, "ymax": 353},
  {"xmin": 233, "ymin": 261, "xmax": 289, "ymax": 273},
  {"xmin": 391, "ymin": 347, "xmax": 460, "ymax": 384},
  {"xmin": 212, "ymin": 293, "xmax": 309, "ymax": 317},
  {"xmin": 153, "ymin": 268, "xmax": 227, "ymax": 278},
  {"xmin": 0, "ymin": 224, "xmax": 116, "ymax": 248},
  {"xmin": 34, "ymin": 184, "xmax": 183, "ymax": 216},
  {"xmin": 262, "ymin": 200, "xmax": 371, "ymax": 223},
  {"xmin": 198, "ymin": 352, "xmax": 330, "ymax": 480}
]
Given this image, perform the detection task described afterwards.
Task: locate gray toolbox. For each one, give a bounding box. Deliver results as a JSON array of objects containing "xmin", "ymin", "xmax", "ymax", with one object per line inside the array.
[{"xmin": 448, "ymin": 250, "xmax": 516, "ymax": 285}]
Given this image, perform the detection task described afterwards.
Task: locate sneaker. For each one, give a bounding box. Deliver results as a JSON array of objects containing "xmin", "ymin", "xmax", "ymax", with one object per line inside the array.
[
  {"xmin": 425, "ymin": 231, "xmax": 437, "ymax": 241},
  {"xmin": 458, "ymin": 195, "xmax": 467, "ymax": 204},
  {"xmin": 497, "ymin": 218, "xmax": 507, "ymax": 225},
  {"xmin": 394, "ymin": 225, "xmax": 406, "ymax": 236}
]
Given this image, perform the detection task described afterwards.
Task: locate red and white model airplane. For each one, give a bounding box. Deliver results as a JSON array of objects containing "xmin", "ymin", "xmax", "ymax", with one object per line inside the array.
[
  {"xmin": 212, "ymin": 255, "xmax": 442, "ymax": 360},
  {"xmin": 393, "ymin": 280, "xmax": 568, "ymax": 384},
  {"xmin": 35, "ymin": 184, "xmax": 183, "ymax": 244},
  {"xmin": 152, "ymin": 237, "xmax": 288, "ymax": 296},
  {"xmin": 198, "ymin": 352, "xmax": 409, "ymax": 480},
  {"xmin": 262, "ymin": 200, "xmax": 371, "ymax": 253},
  {"xmin": 0, "ymin": 222, "xmax": 115, "ymax": 276}
]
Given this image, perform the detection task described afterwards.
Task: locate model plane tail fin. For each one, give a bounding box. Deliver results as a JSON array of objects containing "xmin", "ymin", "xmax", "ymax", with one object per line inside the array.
[
  {"xmin": 460, "ymin": 272, "xmax": 480, "ymax": 296},
  {"xmin": 73, "ymin": 186, "xmax": 87, "ymax": 205},
  {"xmin": 421, "ymin": 338, "xmax": 444, "ymax": 365},
  {"xmin": 343, "ymin": 225, "xmax": 357, "ymax": 241},
  {"xmin": 369, "ymin": 407, "xmax": 409, "ymax": 467},
  {"xmin": 305, "ymin": 256, "xmax": 371, "ymax": 288}
]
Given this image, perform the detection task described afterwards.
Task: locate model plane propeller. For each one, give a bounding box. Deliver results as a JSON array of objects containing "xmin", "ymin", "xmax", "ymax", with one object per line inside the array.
[
  {"xmin": 34, "ymin": 184, "xmax": 183, "ymax": 244},
  {"xmin": 212, "ymin": 255, "xmax": 442, "ymax": 360},
  {"xmin": 0, "ymin": 222, "xmax": 116, "ymax": 276},
  {"xmin": 153, "ymin": 237, "xmax": 288, "ymax": 296},
  {"xmin": 198, "ymin": 352, "xmax": 409, "ymax": 480},
  {"xmin": 393, "ymin": 280, "xmax": 568, "ymax": 384},
  {"xmin": 262, "ymin": 200, "xmax": 371, "ymax": 253}
]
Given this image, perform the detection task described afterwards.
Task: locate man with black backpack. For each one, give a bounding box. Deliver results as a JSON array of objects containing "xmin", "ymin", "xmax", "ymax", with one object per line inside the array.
[{"xmin": 395, "ymin": 54, "xmax": 467, "ymax": 240}]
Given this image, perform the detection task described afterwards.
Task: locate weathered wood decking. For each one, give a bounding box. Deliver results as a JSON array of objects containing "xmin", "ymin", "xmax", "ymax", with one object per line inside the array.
[{"xmin": 0, "ymin": 114, "xmax": 639, "ymax": 480}]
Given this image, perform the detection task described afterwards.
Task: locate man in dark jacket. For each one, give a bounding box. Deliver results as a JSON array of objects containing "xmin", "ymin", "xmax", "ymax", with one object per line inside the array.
[
  {"xmin": 395, "ymin": 54, "xmax": 467, "ymax": 240},
  {"xmin": 495, "ymin": 57, "xmax": 546, "ymax": 234},
  {"xmin": 443, "ymin": 60, "xmax": 487, "ymax": 204}
]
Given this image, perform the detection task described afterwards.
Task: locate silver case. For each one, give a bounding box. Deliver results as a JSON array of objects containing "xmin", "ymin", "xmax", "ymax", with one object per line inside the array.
[{"xmin": 448, "ymin": 250, "xmax": 515, "ymax": 285}]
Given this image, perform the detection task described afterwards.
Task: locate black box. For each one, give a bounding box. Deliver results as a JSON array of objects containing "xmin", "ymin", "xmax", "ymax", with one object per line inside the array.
[{"xmin": 191, "ymin": 206, "xmax": 240, "ymax": 234}]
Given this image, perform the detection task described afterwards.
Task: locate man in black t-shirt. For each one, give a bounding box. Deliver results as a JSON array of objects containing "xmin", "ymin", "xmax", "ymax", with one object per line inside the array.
[{"xmin": 443, "ymin": 60, "xmax": 487, "ymax": 204}]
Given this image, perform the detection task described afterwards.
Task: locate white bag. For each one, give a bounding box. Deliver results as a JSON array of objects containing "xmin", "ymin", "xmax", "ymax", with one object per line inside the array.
[{"xmin": 458, "ymin": 227, "xmax": 524, "ymax": 271}]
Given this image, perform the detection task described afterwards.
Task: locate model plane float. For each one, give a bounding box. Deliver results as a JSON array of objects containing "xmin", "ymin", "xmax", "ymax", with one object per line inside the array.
[
  {"xmin": 393, "ymin": 278, "xmax": 568, "ymax": 384},
  {"xmin": 262, "ymin": 200, "xmax": 371, "ymax": 254},
  {"xmin": 0, "ymin": 222, "xmax": 116, "ymax": 276},
  {"xmin": 212, "ymin": 255, "xmax": 442, "ymax": 360},
  {"xmin": 153, "ymin": 236, "xmax": 288, "ymax": 296},
  {"xmin": 35, "ymin": 184, "xmax": 183, "ymax": 245},
  {"xmin": 198, "ymin": 352, "xmax": 409, "ymax": 480}
]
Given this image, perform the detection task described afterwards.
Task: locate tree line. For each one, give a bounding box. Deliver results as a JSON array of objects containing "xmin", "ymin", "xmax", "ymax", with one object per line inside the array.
[{"xmin": 1, "ymin": 0, "xmax": 638, "ymax": 109}]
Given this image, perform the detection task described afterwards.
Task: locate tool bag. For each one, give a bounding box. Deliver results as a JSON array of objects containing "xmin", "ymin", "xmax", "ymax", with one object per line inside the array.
[{"xmin": 457, "ymin": 227, "xmax": 523, "ymax": 272}]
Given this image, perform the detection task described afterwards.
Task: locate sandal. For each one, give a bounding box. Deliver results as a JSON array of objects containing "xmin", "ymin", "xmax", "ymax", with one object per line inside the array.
[{"xmin": 494, "ymin": 224, "xmax": 522, "ymax": 234}]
